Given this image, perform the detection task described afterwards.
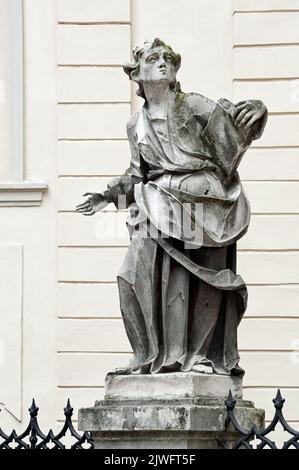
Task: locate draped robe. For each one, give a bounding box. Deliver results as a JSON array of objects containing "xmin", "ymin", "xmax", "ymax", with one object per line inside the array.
[{"xmin": 105, "ymin": 90, "xmax": 267, "ymax": 375}]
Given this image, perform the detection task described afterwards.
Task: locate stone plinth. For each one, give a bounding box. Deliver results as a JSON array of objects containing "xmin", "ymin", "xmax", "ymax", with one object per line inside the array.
[
  {"xmin": 104, "ymin": 371, "xmax": 243, "ymax": 400},
  {"xmin": 78, "ymin": 372, "xmax": 264, "ymax": 449}
]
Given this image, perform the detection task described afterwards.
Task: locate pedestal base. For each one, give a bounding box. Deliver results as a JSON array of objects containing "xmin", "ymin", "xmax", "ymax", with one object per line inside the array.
[{"xmin": 78, "ymin": 372, "xmax": 265, "ymax": 449}]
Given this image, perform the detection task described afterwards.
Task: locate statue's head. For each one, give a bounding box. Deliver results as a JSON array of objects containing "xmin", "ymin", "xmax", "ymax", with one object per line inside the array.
[{"xmin": 123, "ymin": 38, "xmax": 181, "ymax": 99}]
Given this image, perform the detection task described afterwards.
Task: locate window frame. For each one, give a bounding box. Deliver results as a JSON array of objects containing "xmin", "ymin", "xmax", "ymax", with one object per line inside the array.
[{"xmin": 0, "ymin": 0, "xmax": 47, "ymax": 206}]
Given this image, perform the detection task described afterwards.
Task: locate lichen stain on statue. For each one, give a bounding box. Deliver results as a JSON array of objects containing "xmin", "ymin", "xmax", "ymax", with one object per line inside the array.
[{"xmin": 76, "ymin": 38, "xmax": 268, "ymax": 378}]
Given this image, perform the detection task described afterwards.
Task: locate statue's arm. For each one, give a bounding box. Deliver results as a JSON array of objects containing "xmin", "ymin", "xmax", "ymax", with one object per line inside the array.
[
  {"xmin": 76, "ymin": 113, "xmax": 147, "ymax": 215},
  {"xmin": 102, "ymin": 113, "xmax": 147, "ymax": 210},
  {"xmin": 190, "ymin": 94, "xmax": 268, "ymax": 176},
  {"xmin": 187, "ymin": 93, "xmax": 217, "ymax": 128},
  {"xmin": 188, "ymin": 92, "xmax": 268, "ymax": 140}
]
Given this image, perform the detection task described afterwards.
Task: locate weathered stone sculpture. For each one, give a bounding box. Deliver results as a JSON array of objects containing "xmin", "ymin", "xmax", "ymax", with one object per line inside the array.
[
  {"xmin": 77, "ymin": 38, "xmax": 267, "ymax": 449},
  {"xmin": 77, "ymin": 38, "xmax": 268, "ymax": 378}
]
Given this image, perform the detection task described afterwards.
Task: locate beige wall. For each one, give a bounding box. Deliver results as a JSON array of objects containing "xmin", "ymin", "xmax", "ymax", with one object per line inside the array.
[
  {"xmin": 0, "ymin": 0, "xmax": 57, "ymax": 430},
  {"xmin": 1, "ymin": 0, "xmax": 299, "ymax": 437},
  {"xmin": 232, "ymin": 0, "xmax": 299, "ymax": 429}
]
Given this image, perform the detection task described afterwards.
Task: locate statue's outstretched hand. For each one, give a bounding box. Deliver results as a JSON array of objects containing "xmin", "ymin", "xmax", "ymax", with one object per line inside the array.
[
  {"xmin": 76, "ymin": 192, "xmax": 108, "ymax": 216},
  {"xmin": 234, "ymin": 100, "xmax": 267, "ymax": 130}
]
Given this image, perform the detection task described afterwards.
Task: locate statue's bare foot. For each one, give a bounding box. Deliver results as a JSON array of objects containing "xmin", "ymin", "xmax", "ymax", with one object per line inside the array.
[
  {"xmin": 107, "ymin": 365, "xmax": 132, "ymax": 376},
  {"xmin": 191, "ymin": 363, "xmax": 213, "ymax": 374}
]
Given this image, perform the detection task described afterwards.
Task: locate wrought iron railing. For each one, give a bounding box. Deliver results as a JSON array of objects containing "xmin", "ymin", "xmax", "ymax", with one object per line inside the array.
[
  {"xmin": 225, "ymin": 389, "xmax": 299, "ymax": 449},
  {"xmin": 0, "ymin": 389, "xmax": 298, "ymax": 449},
  {"xmin": 0, "ymin": 399, "xmax": 94, "ymax": 449}
]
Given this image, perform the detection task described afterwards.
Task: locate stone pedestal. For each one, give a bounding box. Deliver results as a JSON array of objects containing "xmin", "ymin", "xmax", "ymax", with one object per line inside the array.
[{"xmin": 78, "ymin": 372, "xmax": 264, "ymax": 449}]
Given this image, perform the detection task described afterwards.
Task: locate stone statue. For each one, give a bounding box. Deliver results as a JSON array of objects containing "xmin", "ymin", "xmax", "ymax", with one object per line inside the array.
[{"xmin": 76, "ymin": 38, "xmax": 268, "ymax": 378}]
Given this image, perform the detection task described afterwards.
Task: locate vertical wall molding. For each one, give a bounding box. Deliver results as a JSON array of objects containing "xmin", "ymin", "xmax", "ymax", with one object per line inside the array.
[{"xmin": 9, "ymin": 0, "xmax": 24, "ymax": 181}]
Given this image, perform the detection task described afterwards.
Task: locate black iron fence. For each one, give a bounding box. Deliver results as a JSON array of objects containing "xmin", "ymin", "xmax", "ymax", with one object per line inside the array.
[
  {"xmin": 0, "ymin": 389, "xmax": 298, "ymax": 449},
  {"xmin": 226, "ymin": 389, "xmax": 299, "ymax": 449},
  {"xmin": 0, "ymin": 399, "xmax": 94, "ymax": 449}
]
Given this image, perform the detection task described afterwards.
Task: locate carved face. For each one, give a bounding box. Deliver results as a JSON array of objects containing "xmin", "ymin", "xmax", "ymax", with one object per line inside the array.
[{"xmin": 136, "ymin": 47, "xmax": 177, "ymax": 84}]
